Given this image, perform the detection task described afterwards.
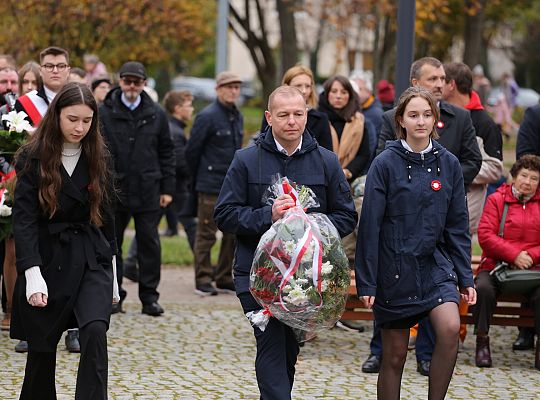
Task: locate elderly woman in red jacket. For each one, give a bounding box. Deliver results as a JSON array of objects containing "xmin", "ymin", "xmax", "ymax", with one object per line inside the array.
[{"xmin": 475, "ymin": 154, "xmax": 540, "ymax": 370}]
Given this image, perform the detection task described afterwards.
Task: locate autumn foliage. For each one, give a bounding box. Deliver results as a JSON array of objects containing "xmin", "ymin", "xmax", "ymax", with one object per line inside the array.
[{"xmin": 1, "ymin": 0, "xmax": 215, "ymax": 72}]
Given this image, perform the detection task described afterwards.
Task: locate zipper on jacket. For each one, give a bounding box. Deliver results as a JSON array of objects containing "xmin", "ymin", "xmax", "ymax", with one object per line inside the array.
[{"xmin": 421, "ymin": 152, "xmax": 425, "ymax": 168}]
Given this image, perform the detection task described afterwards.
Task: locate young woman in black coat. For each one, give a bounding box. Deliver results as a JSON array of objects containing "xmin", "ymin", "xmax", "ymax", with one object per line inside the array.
[{"xmin": 11, "ymin": 82, "xmax": 118, "ymax": 400}]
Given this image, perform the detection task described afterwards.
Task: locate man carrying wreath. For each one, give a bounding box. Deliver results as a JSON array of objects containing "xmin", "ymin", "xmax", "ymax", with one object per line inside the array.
[{"xmin": 214, "ymin": 86, "xmax": 357, "ymax": 399}]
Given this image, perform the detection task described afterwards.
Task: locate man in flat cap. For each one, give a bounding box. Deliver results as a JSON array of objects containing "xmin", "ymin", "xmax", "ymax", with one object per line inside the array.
[
  {"xmin": 185, "ymin": 71, "xmax": 244, "ymax": 296},
  {"xmin": 99, "ymin": 61, "xmax": 175, "ymax": 316}
]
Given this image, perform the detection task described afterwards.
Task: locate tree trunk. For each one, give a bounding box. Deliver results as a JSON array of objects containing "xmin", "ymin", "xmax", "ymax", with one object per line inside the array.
[
  {"xmin": 276, "ymin": 0, "xmax": 298, "ymax": 76},
  {"xmin": 228, "ymin": 0, "xmax": 278, "ymax": 103},
  {"xmin": 463, "ymin": 0, "xmax": 487, "ymax": 68}
]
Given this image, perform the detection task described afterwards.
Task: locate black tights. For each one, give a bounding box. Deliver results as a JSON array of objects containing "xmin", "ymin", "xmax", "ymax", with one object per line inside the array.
[{"xmin": 377, "ymin": 302, "xmax": 460, "ymax": 400}]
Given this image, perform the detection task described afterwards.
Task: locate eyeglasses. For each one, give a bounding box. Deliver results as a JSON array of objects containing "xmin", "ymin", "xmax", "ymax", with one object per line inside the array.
[
  {"xmin": 122, "ymin": 78, "xmax": 145, "ymax": 87},
  {"xmin": 41, "ymin": 63, "xmax": 69, "ymax": 72}
]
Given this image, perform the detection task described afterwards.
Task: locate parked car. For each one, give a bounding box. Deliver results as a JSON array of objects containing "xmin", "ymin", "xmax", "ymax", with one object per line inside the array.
[
  {"xmin": 487, "ymin": 86, "xmax": 540, "ymax": 109},
  {"xmin": 170, "ymin": 75, "xmax": 257, "ymax": 106},
  {"xmin": 170, "ymin": 76, "xmax": 216, "ymax": 102}
]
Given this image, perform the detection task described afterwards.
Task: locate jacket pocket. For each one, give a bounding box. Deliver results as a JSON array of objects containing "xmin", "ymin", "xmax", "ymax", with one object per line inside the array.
[
  {"xmin": 432, "ymin": 248, "xmax": 458, "ymax": 284},
  {"xmin": 380, "ymin": 253, "xmax": 420, "ymax": 306}
]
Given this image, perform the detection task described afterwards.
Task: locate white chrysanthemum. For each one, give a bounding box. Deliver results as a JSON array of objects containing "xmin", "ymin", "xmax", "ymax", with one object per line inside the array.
[
  {"xmin": 283, "ymin": 240, "xmax": 297, "ymax": 255},
  {"xmin": 0, "ymin": 205, "xmax": 12, "ymax": 217},
  {"xmin": 296, "ymin": 278, "xmax": 308, "ymax": 286},
  {"xmin": 282, "ymin": 285, "xmax": 292, "ymax": 293},
  {"xmin": 301, "ymin": 243, "xmax": 315, "ymax": 261},
  {"xmin": 284, "ymin": 284, "xmax": 308, "ymax": 306},
  {"xmin": 1, "ymin": 111, "xmax": 33, "ymax": 133},
  {"xmin": 321, "ymin": 261, "xmax": 333, "ymax": 275}
]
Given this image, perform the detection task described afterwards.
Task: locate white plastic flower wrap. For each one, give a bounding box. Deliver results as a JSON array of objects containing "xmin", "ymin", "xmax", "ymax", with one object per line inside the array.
[{"xmin": 248, "ymin": 175, "xmax": 350, "ymax": 332}]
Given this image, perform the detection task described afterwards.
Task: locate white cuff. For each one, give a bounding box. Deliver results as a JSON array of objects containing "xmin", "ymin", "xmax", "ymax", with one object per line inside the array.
[
  {"xmin": 112, "ymin": 256, "xmax": 120, "ymax": 303},
  {"xmin": 25, "ymin": 266, "xmax": 48, "ymax": 301}
]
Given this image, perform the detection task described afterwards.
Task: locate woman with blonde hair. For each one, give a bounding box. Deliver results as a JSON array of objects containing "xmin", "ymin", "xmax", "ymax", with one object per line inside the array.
[
  {"xmin": 261, "ymin": 65, "xmax": 333, "ymax": 151},
  {"xmin": 18, "ymin": 61, "xmax": 42, "ymax": 95}
]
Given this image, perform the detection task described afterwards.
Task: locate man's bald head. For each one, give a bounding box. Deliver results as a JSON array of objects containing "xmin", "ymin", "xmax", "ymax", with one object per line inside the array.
[{"xmin": 267, "ymin": 85, "xmax": 306, "ymax": 112}]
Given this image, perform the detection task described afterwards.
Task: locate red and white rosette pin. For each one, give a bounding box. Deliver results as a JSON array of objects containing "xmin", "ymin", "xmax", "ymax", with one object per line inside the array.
[
  {"xmin": 431, "ymin": 180, "xmax": 442, "ymax": 191},
  {"xmin": 436, "ymin": 120, "xmax": 444, "ymax": 129}
]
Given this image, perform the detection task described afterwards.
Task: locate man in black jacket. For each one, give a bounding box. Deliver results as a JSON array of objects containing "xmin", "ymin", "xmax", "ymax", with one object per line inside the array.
[
  {"xmin": 517, "ymin": 104, "xmax": 540, "ymax": 159},
  {"xmin": 185, "ymin": 71, "xmax": 244, "ymax": 296},
  {"xmin": 443, "ymin": 62, "xmax": 503, "ymax": 233},
  {"xmin": 364, "ymin": 57, "xmax": 482, "ymax": 376},
  {"xmin": 99, "ymin": 61, "xmax": 175, "ymax": 316}
]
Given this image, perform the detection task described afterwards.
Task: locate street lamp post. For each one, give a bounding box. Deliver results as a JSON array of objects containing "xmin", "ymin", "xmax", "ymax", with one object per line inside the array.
[
  {"xmin": 395, "ymin": 0, "xmax": 416, "ymax": 100},
  {"xmin": 216, "ymin": 0, "xmax": 229, "ymax": 75}
]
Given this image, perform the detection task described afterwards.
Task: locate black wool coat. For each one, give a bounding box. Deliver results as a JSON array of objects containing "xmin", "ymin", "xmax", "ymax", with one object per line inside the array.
[
  {"xmin": 99, "ymin": 87, "xmax": 175, "ymax": 211},
  {"xmin": 10, "ymin": 153, "xmax": 117, "ymax": 352}
]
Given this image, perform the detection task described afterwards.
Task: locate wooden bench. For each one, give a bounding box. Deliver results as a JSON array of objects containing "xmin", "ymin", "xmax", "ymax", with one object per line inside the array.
[{"xmin": 343, "ymin": 255, "xmax": 534, "ymax": 327}]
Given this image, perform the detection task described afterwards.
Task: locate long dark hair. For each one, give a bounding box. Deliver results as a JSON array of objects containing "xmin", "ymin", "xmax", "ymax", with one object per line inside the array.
[
  {"xmin": 17, "ymin": 82, "xmax": 110, "ymax": 226},
  {"xmin": 321, "ymin": 75, "xmax": 361, "ymax": 122}
]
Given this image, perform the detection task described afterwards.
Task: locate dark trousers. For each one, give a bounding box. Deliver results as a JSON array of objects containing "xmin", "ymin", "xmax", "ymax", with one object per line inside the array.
[
  {"xmin": 474, "ymin": 270, "xmax": 540, "ymax": 334},
  {"xmin": 125, "ymin": 214, "xmax": 197, "ymax": 262},
  {"xmin": 238, "ymin": 292, "xmax": 299, "ymax": 400},
  {"xmin": 369, "ymin": 317, "xmax": 436, "ymax": 361},
  {"xmin": 20, "ymin": 320, "xmax": 108, "ymax": 400},
  {"xmin": 164, "ymin": 203, "xmax": 178, "ymax": 233},
  {"xmin": 115, "ymin": 207, "xmax": 161, "ymax": 304},
  {"xmin": 194, "ymin": 193, "xmax": 234, "ymax": 286}
]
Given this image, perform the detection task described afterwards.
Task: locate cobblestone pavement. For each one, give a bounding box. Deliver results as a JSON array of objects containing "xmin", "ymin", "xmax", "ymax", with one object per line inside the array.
[{"xmin": 2, "ymin": 267, "xmax": 540, "ymax": 399}]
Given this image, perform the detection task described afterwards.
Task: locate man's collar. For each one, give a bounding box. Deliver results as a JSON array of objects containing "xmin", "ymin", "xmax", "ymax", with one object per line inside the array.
[
  {"xmin": 43, "ymin": 86, "xmax": 57, "ymax": 103},
  {"xmin": 273, "ymin": 133, "xmax": 302, "ymax": 156},
  {"xmin": 121, "ymin": 93, "xmax": 141, "ymax": 110}
]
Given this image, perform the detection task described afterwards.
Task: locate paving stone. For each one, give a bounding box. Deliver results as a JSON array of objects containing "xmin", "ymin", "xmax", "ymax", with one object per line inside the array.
[{"xmin": 1, "ymin": 267, "xmax": 539, "ymax": 399}]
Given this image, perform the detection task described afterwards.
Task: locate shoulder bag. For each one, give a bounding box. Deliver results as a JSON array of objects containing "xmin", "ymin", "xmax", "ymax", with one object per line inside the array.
[{"xmin": 489, "ymin": 202, "xmax": 540, "ymax": 294}]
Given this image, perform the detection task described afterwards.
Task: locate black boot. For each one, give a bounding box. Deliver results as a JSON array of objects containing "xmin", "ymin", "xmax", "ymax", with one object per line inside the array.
[
  {"xmin": 475, "ymin": 334, "xmax": 492, "ymax": 368},
  {"xmin": 513, "ymin": 328, "xmax": 535, "ymax": 350}
]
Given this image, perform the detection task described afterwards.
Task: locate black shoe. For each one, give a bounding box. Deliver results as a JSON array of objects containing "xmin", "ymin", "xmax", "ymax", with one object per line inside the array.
[
  {"xmin": 417, "ymin": 360, "xmax": 431, "ymax": 376},
  {"xmin": 123, "ymin": 261, "xmax": 139, "ymax": 282},
  {"xmin": 362, "ymin": 354, "xmax": 381, "ymax": 373},
  {"xmin": 195, "ymin": 283, "xmax": 218, "ymax": 296},
  {"xmin": 142, "ymin": 302, "xmax": 164, "ymax": 316},
  {"xmin": 512, "ymin": 328, "xmax": 535, "ymax": 350},
  {"xmin": 65, "ymin": 330, "xmax": 81, "ymax": 353},
  {"xmin": 14, "ymin": 340, "xmax": 28, "ymax": 353},
  {"xmin": 216, "ymin": 281, "xmax": 236, "ymax": 293}
]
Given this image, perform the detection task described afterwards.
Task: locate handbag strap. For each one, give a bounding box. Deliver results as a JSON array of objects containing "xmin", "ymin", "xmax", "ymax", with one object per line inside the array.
[{"xmin": 498, "ymin": 202, "xmax": 509, "ymax": 238}]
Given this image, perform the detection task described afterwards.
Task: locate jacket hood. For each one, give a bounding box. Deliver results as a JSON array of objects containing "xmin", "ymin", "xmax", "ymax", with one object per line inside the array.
[
  {"xmin": 385, "ymin": 140, "xmax": 447, "ymax": 182},
  {"xmin": 465, "ymin": 91, "xmax": 484, "ymax": 111},
  {"xmin": 256, "ymin": 128, "xmax": 318, "ymax": 156}
]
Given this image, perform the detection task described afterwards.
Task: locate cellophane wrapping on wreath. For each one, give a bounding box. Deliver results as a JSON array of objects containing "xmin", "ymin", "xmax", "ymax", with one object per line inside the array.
[{"xmin": 249, "ymin": 175, "xmax": 350, "ymax": 332}]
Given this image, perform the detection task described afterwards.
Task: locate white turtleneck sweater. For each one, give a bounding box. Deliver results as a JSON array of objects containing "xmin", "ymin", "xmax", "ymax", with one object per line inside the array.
[{"xmin": 61, "ymin": 142, "xmax": 82, "ymax": 176}]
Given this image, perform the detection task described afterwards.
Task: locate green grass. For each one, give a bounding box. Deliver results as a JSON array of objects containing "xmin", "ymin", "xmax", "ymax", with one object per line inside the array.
[
  {"xmin": 122, "ymin": 233, "xmax": 221, "ymax": 267},
  {"xmin": 240, "ymin": 105, "xmax": 263, "ymax": 145}
]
